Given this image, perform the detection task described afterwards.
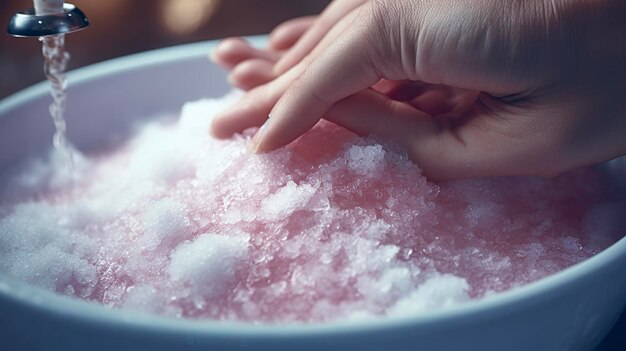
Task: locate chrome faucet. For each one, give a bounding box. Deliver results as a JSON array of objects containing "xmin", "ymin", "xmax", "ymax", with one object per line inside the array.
[{"xmin": 7, "ymin": 3, "xmax": 89, "ymax": 38}]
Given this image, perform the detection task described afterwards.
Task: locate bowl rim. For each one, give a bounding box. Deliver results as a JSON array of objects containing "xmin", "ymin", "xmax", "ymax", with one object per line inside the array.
[{"xmin": 0, "ymin": 36, "xmax": 625, "ymax": 337}]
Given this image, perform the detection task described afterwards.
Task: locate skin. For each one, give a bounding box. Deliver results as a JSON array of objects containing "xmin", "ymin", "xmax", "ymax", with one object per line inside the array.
[{"xmin": 210, "ymin": 0, "xmax": 626, "ymax": 181}]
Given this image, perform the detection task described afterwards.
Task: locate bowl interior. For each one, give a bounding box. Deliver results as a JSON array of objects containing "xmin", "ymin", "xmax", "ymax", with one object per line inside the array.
[{"xmin": 0, "ymin": 37, "xmax": 625, "ymax": 337}]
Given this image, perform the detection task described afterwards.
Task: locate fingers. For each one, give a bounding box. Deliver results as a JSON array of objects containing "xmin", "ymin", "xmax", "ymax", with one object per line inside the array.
[
  {"xmin": 209, "ymin": 0, "xmax": 573, "ymax": 181},
  {"xmin": 273, "ymin": 0, "xmax": 368, "ymax": 75},
  {"xmin": 323, "ymin": 90, "xmax": 461, "ymax": 180},
  {"xmin": 248, "ymin": 3, "xmax": 384, "ymax": 153},
  {"xmin": 212, "ymin": 5, "xmax": 366, "ymax": 139},
  {"xmin": 381, "ymin": 82, "xmax": 479, "ymax": 118},
  {"xmin": 252, "ymin": 46, "xmax": 380, "ymax": 152},
  {"xmin": 325, "ymin": 89, "xmax": 434, "ymax": 140},
  {"xmin": 326, "ymin": 90, "xmax": 553, "ymax": 180},
  {"xmin": 210, "ymin": 87, "xmax": 274, "ymax": 138},
  {"xmin": 211, "ymin": 52, "xmax": 314, "ymax": 139},
  {"xmin": 215, "ymin": 14, "xmax": 318, "ymax": 90},
  {"xmin": 269, "ymin": 16, "xmax": 317, "ymax": 51},
  {"xmin": 212, "ymin": 37, "xmax": 281, "ymax": 91},
  {"xmin": 211, "ymin": 37, "xmax": 279, "ymax": 70},
  {"xmin": 228, "ymin": 59, "xmax": 275, "ymax": 90},
  {"xmin": 408, "ymin": 87, "xmax": 458, "ymax": 116}
]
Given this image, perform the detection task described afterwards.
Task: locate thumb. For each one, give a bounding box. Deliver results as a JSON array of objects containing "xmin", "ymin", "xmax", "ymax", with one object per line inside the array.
[
  {"xmin": 326, "ymin": 90, "xmax": 560, "ymax": 180},
  {"xmin": 247, "ymin": 0, "xmax": 565, "ymax": 180}
]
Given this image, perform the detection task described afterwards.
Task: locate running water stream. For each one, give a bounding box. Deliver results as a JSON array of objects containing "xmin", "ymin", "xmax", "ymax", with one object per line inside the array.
[{"xmin": 40, "ymin": 34, "xmax": 74, "ymax": 169}]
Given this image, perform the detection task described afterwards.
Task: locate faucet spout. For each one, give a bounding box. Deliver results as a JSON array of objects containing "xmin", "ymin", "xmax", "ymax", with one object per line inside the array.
[{"xmin": 7, "ymin": 3, "xmax": 89, "ymax": 38}]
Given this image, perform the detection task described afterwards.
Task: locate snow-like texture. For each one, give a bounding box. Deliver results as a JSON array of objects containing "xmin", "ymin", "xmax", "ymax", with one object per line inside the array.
[{"xmin": 0, "ymin": 93, "xmax": 624, "ymax": 323}]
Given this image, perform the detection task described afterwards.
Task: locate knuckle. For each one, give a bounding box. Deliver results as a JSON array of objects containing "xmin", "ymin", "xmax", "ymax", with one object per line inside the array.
[
  {"xmin": 361, "ymin": 0, "xmax": 425, "ymax": 79},
  {"xmin": 364, "ymin": 0, "xmax": 403, "ymax": 30}
]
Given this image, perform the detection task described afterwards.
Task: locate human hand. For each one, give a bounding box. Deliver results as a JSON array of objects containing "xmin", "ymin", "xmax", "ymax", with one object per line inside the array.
[
  {"xmin": 211, "ymin": 0, "xmax": 626, "ymax": 180},
  {"xmin": 211, "ymin": 0, "xmax": 471, "ymax": 117},
  {"xmin": 211, "ymin": 0, "xmax": 476, "ymax": 123},
  {"xmin": 211, "ymin": 0, "xmax": 367, "ymax": 90}
]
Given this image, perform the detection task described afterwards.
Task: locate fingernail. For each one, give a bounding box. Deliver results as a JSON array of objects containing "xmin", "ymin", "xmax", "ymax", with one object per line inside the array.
[{"xmin": 248, "ymin": 117, "xmax": 270, "ymax": 153}]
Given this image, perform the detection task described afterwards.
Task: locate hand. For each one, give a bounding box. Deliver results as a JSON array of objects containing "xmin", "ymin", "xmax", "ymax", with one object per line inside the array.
[
  {"xmin": 211, "ymin": 0, "xmax": 626, "ymax": 181},
  {"xmin": 211, "ymin": 0, "xmax": 368, "ymax": 90}
]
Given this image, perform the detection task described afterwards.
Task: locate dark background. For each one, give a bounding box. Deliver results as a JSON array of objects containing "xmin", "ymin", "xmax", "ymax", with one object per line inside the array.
[
  {"xmin": 0, "ymin": 0, "xmax": 330, "ymax": 99},
  {"xmin": 0, "ymin": 1, "xmax": 624, "ymax": 350}
]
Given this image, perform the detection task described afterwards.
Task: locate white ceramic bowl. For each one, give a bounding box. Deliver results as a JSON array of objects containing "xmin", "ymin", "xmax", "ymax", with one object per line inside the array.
[{"xmin": 1, "ymin": 37, "xmax": 625, "ymax": 351}]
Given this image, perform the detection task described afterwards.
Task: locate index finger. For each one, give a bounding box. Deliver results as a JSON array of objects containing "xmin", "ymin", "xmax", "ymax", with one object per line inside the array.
[{"xmin": 251, "ymin": 13, "xmax": 381, "ymax": 153}]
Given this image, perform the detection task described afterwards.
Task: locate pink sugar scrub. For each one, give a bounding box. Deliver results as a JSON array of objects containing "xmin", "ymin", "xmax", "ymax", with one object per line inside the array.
[{"xmin": 0, "ymin": 93, "xmax": 624, "ymax": 323}]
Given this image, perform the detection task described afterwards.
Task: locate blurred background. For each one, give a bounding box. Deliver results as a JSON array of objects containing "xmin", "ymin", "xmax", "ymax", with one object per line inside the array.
[{"xmin": 0, "ymin": 0, "xmax": 330, "ymax": 99}]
